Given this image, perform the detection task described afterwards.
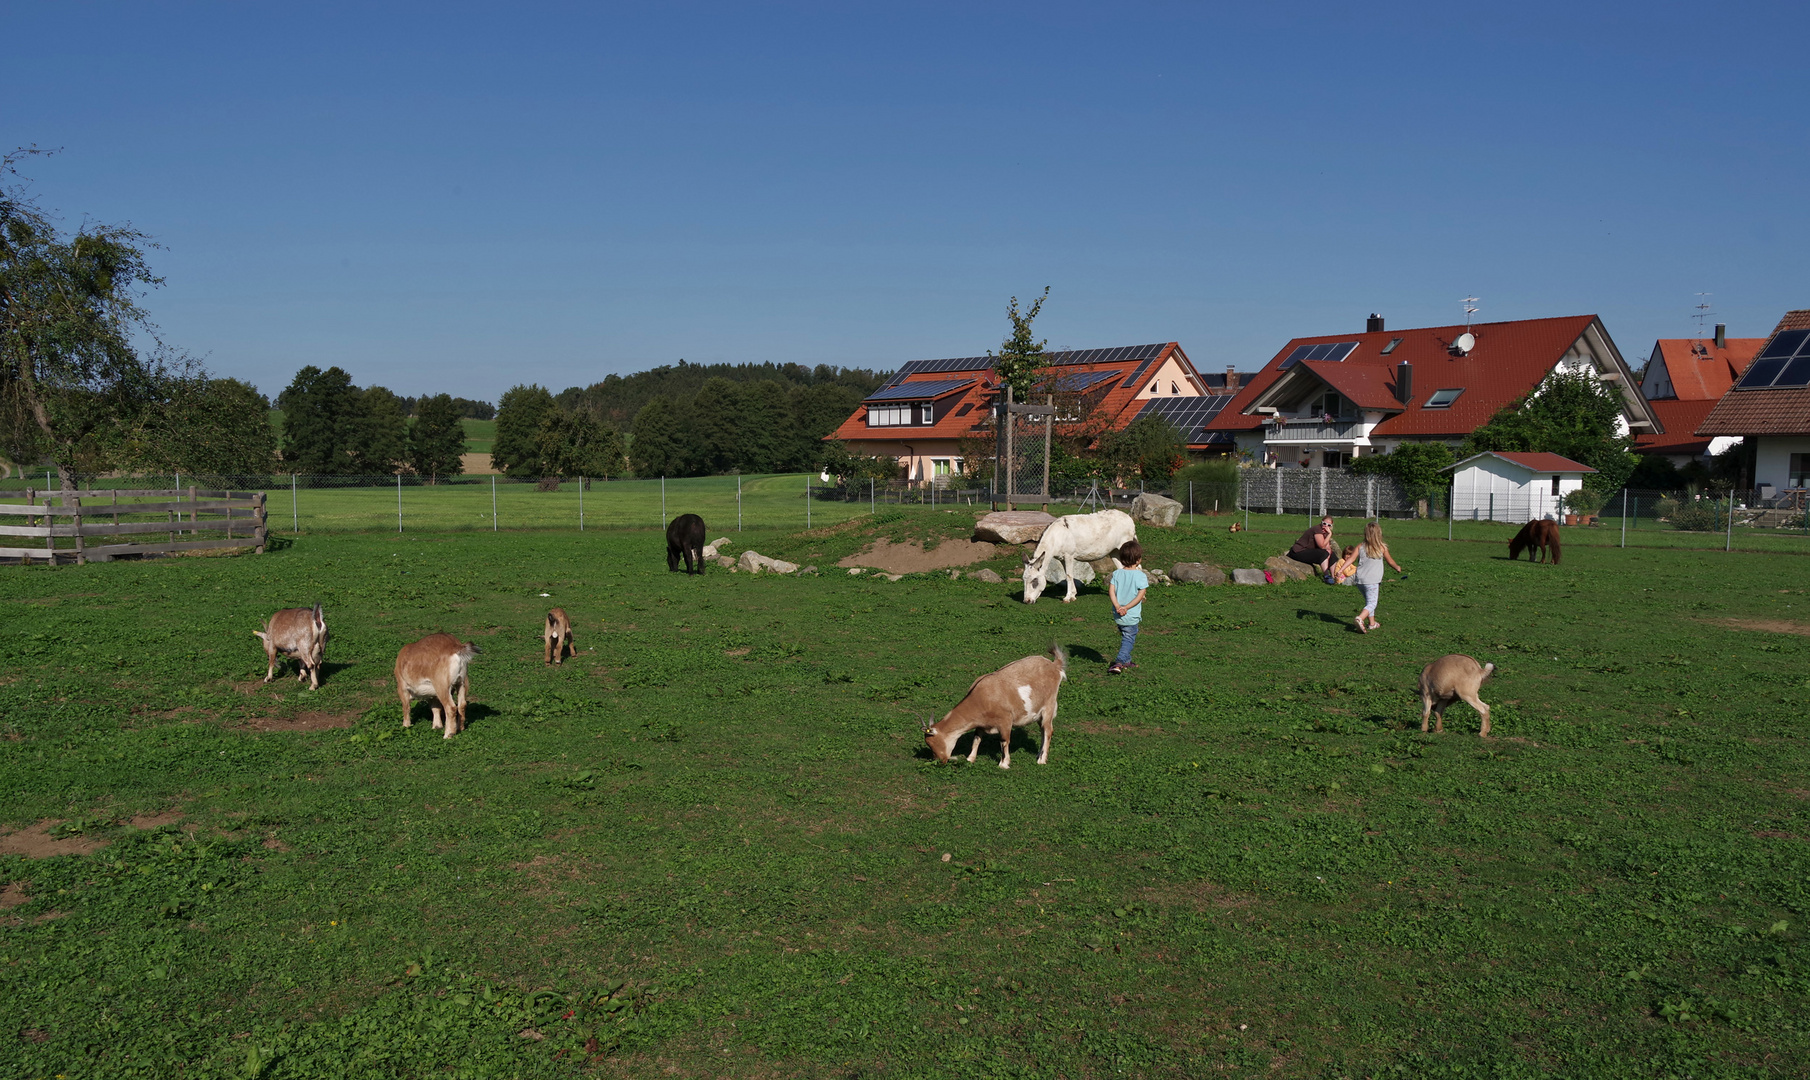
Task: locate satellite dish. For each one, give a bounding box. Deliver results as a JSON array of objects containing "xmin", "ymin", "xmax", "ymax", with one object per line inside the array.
[{"xmin": 1452, "ymin": 332, "xmax": 1476, "ymax": 356}]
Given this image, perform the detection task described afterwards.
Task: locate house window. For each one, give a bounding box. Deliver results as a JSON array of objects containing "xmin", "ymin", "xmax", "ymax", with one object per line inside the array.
[
  {"xmin": 1148, "ymin": 382, "xmax": 1159, "ymax": 394},
  {"xmin": 1424, "ymin": 388, "xmax": 1464, "ymax": 409},
  {"xmin": 1792, "ymin": 455, "xmax": 1810, "ymax": 488},
  {"xmin": 1551, "ymin": 476, "xmax": 1560, "ymax": 496},
  {"xmin": 867, "ymin": 403, "xmax": 929, "ymax": 427},
  {"xmin": 1323, "ymin": 450, "xmax": 1347, "ymax": 468},
  {"xmin": 1380, "ymin": 337, "xmax": 1403, "ymax": 355},
  {"xmin": 1170, "ymin": 381, "xmax": 1180, "ymax": 394},
  {"xmin": 932, "ymin": 459, "xmax": 951, "ymax": 477}
]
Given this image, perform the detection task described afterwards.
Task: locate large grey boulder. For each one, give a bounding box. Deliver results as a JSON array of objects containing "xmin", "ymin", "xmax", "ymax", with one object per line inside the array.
[
  {"xmin": 973, "ymin": 511, "xmax": 1055, "ymax": 545},
  {"xmin": 1265, "ymin": 555, "xmax": 1313, "ymax": 582},
  {"xmin": 737, "ymin": 550, "xmax": 798, "ymax": 575},
  {"xmin": 1145, "ymin": 566, "xmax": 1173, "ymax": 586},
  {"xmin": 1088, "ymin": 555, "xmax": 1122, "ymax": 578},
  {"xmin": 713, "ymin": 555, "xmax": 735, "ymax": 568},
  {"xmin": 1172, "ymin": 562, "xmax": 1225, "ymax": 585},
  {"xmin": 967, "ymin": 568, "xmax": 1004, "ymax": 584},
  {"xmin": 702, "ymin": 537, "xmax": 733, "ymax": 558},
  {"xmin": 1130, "ymin": 493, "xmax": 1183, "ymax": 528},
  {"xmin": 1231, "ymin": 568, "xmax": 1269, "ymax": 586}
]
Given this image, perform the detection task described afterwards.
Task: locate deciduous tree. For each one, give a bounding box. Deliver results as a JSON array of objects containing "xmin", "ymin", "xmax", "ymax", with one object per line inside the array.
[
  {"xmin": 409, "ymin": 392, "xmax": 466, "ymax": 483},
  {"xmin": 492, "ymin": 384, "xmax": 556, "ymax": 477},
  {"xmin": 988, "ymin": 287, "xmax": 1051, "ymax": 402},
  {"xmin": 1463, "ymin": 369, "xmax": 1636, "ymax": 491},
  {"xmin": 277, "ymin": 365, "xmax": 361, "ymax": 474}
]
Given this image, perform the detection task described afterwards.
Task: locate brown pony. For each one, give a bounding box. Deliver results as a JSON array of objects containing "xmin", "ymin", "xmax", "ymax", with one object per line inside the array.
[{"xmin": 1508, "ymin": 519, "xmax": 1561, "ymax": 565}]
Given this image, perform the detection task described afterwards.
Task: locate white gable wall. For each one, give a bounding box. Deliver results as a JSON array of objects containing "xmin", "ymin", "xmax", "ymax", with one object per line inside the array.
[
  {"xmin": 1451, "ymin": 459, "xmax": 1586, "ymax": 523},
  {"xmin": 1133, "ymin": 357, "xmax": 1203, "ymax": 399}
]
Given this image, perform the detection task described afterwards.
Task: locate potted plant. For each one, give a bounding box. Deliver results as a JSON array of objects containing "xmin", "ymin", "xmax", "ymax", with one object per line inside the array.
[{"xmin": 1563, "ymin": 488, "xmax": 1606, "ymax": 526}]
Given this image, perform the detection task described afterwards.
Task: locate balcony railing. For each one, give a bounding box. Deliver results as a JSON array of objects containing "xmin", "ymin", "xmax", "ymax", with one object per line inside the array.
[{"xmin": 1263, "ymin": 420, "xmax": 1361, "ymax": 442}]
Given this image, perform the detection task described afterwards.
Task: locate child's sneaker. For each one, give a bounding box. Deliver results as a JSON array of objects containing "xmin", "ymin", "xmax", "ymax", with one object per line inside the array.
[
  {"xmin": 1121, "ymin": 661, "xmax": 1139, "ymax": 670},
  {"xmin": 1106, "ymin": 663, "xmax": 1124, "ymax": 675}
]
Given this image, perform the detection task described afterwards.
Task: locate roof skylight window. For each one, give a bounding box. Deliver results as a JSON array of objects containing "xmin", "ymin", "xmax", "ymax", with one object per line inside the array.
[
  {"xmin": 1424, "ymin": 388, "xmax": 1464, "ymax": 409},
  {"xmin": 1380, "ymin": 337, "xmax": 1403, "ymax": 355}
]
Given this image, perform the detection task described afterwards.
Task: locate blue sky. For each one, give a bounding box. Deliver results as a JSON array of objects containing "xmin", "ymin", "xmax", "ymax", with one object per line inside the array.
[{"xmin": 6, "ymin": 1, "xmax": 1807, "ymax": 402}]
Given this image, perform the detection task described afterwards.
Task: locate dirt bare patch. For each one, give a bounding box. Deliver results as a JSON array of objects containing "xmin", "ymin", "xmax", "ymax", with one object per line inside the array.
[
  {"xmin": 239, "ymin": 711, "xmax": 359, "ymax": 733},
  {"xmin": 1140, "ymin": 879, "xmax": 1260, "ymax": 913},
  {"xmin": 0, "ymin": 882, "xmax": 30, "ymax": 909},
  {"xmin": 0, "ymin": 820, "xmax": 109, "ymax": 859},
  {"xmin": 1705, "ymin": 617, "xmax": 1810, "ymax": 636},
  {"xmin": 130, "ymin": 812, "xmax": 184, "ymax": 830},
  {"xmin": 839, "ymin": 538, "xmax": 998, "ymax": 574}
]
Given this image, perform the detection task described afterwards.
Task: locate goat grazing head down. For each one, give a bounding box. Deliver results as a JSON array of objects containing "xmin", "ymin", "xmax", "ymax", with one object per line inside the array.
[
  {"xmin": 924, "ymin": 643, "xmax": 1068, "ymax": 769},
  {"xmin": 253, "ymin": 603, "xmax": 328, "ymax": 689},
  {"xmin": 395, "ymin": 633, "xmax": 483, "ymax": 739}
]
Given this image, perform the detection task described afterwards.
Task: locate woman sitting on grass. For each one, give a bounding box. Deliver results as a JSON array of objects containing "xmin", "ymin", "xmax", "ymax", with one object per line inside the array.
[{"xmin": 1332, "ymin": 519, "xmax": 1403, "ymax": 634}]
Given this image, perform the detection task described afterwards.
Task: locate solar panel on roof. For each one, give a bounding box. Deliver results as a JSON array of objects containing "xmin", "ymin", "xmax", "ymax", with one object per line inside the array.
[
  {"xmin": 1737, "ymin": 357, "xmax": 1790, "ymax": 388},
  {"xmin": 1759, "ymin": 329, "xmax": 1810, "ymax": 360},
  {"xmin": 864, "ymin": 378, "xmax": 974, "ymax": 402},
  {"xmin": 1052, "ymin": 370, "xmax": 1120, "ymax": 392},
  {"xmin": 1775, "ymin": 356, "xmax": 1810, "ymax": 389}
]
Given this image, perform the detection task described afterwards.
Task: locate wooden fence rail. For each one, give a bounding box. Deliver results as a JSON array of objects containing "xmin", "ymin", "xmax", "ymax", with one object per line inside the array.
[{"xmin": 0, "ymin": 487, "xmax": 267, "ymax": 565}]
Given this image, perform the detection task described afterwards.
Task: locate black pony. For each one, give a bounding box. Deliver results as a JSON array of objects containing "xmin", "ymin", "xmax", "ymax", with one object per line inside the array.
[
  {"xmin": 1508, "ymin": 519, "xmax": 1561, "ymax": 565},
  {"xmin": 666, "ymin": 513, "xmax": 707, "ymax": 574}
]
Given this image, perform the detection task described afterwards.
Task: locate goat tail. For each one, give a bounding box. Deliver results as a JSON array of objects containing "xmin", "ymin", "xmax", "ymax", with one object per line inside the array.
[
  {"xmin": 1482, "ymin": 661, "xmax": 1496, "ymax": 681},
  {"xmin": 1048, "ymin": 641, "xmax": 1068, "ymax": 675}
]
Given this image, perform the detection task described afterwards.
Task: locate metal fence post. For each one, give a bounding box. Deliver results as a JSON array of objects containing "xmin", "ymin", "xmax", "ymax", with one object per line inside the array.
[
  {"xmin": 661, "ymin": 476, "xmax": 666, "ymax": 527},
  {"xmin": 491, "ymin": 475, "xmax": 497, "ymax": 531},
  {"xmin": 737, "ymin": 473, "xmax": 743, "ymax": 532},
  {"xmin": 292, "ymin": 473, "xmax": 298, "ymax": 533},
  {"xmin": 1189, "ymin": 481, "xmax": 1194, "ymax": 525},
  {"xmin": 1727, "ymin": 489, "xmax": 1735, "ymax": 551},
  {"xmin": 1620, "ymin": 488, "xmax": 1627, "ymax": 548},
  {"xmin": 1489, "ymin": 492, "xmax": 1494, "ymax": 523},
  {"xmin": 1275, "ymin": 468, "xmax": 1282, "ymax": 515},
  {"xmin": 806, "ymin": 473, "xmax": 811, "ymax": 529},
  {"xmin": 870, "ymin": 477, "xmax": 875, "ymax": 516},
  {"xmin": 579, "ymin": 477, "xmax": 585, "ymax": 532},
  {"xmin": 397, "ymin": 473, "xmax": 403, "ymax": 533}
]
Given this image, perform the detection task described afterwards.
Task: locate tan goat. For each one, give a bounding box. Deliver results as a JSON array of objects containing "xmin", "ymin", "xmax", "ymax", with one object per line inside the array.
[
  {"xmin": 253, "ymin": 604, "xmax": 328, "ymax": 689},
  {"xmin": 543, "ymin": 608, "xmax": 574, "ymax": 665},
  {"xmin": 1419, "ymin": 654, "xmax": 1495, "ymax": 736},
  {"xmin": 925, "ymin": 644, "xmax": 1067, "ymax": 769},
  {"xmin": 395, "ymin": 633, "xmax": 482, "ymax": 739}
]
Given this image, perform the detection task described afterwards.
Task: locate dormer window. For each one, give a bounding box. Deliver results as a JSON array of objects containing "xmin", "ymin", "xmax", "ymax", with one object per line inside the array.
[{"xmin": 867, "ymin": 402, "xmax": 933, "ymax": 427}]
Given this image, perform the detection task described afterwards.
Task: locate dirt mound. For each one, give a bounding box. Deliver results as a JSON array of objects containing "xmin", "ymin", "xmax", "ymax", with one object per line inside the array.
[
  {"xmin": 838, "ymin": 538, "xmax": 999, "ymax": 574},
  {"xmin": 1706, "ymin": 618, "xmax": 1810, "ymax": 636},
  {"xmin": 0, "ymin": 820, "xmax": 109, "ymax": 859}
]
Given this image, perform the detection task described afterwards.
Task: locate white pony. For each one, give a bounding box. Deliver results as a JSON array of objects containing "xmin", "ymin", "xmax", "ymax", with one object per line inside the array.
[{"xmin": 1022, "ymin": 509, "xmax": 1137, "ymax": 603}]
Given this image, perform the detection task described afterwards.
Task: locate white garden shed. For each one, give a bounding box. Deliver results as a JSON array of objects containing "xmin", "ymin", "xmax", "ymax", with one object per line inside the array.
[{"xmin": 1446, "ymin": 451, "xmax": 1597, "ymax": 523}]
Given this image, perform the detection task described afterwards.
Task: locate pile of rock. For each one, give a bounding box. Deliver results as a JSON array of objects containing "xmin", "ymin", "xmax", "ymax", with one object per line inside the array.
[
  {"xmin": 972, "ymin": 511, "xmax": 1054, "ymax": 545},
  {"xmin": 735, "ymin": 550, "xmax": 800, "ymax": 575},
  {"xmin": 1130, "ymin": 493, "xmax": 1182, "ymax": 527}
]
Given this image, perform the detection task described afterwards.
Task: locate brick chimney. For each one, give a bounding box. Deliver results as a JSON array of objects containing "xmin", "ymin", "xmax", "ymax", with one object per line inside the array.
[
  {"xmin": 1224, "ymin": 366, "xmax": 1240, "ymax": 394},
  {"xmin": 1366, "ymin": 313, "xmax": 1385, "ymax": 333},
  {"xmin": 1714, "ymin": 323, "xmax": 1727, "ymax": 349}
]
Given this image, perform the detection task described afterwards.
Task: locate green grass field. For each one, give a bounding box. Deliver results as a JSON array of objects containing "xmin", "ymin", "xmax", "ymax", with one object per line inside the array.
[{"xmin": 0, "ymin": 511, "xmax": 1806, "ymax": 1078}]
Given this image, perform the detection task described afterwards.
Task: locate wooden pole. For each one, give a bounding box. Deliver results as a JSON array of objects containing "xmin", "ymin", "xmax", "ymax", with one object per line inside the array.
[
  {"xmin": 255, "ymin": 492, "xmax": 268, "ymax": 554},
  {"xmin": 1004, "ymin": 385, "xmax": 1015, "ymax": 513},
  {"xmin": 1041, "ymin": 395, "xmax": 1053, "ymax": 513},
  {"xmin": 72, "ymin": 493, "xmax": 85, "ymax": 566}
]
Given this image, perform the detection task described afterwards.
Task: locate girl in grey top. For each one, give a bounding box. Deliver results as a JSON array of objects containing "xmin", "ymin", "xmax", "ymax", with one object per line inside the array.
[{"xmin": 1333, "ymin": 519, "xmax": 1403, "ymax": 634}]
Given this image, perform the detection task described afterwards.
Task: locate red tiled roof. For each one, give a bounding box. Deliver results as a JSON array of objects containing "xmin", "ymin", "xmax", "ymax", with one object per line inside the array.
[
  {"xmin": 826, "ymin": 343, "xmax": 1203, "ymax": 446},
  {"xmin": 1205, "ymin": 315, "xmax": 1605, "ymax": 438},
  {"xmin": 1695, "ymin": 311, "xmax": 1810, "ymax": 436},
  {"xmin": 1450, "ymin": 451, "xmax": 1597, "ymax": 474},
  {"xmin": 1635, "ymin": 399, "xmax": 1717, "ymax": 454},
  {"xmin": 1646, "ymin": 338, "xmax": 1762, "ymax": 400},
  {"xmin": 1298, "ymin": 361, "xmax": 1404, "ymax": 410}
]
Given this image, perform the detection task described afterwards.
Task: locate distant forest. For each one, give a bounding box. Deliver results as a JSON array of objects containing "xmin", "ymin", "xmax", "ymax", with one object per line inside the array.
[{"xmin": 553, "ymin": 360, "xmax": 888, "ymax": 430}]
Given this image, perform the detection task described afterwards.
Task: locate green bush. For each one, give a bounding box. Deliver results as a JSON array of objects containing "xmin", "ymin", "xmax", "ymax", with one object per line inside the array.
[
  {"xmin": 1562, "ymin": 488, "xmax": 1607, "ymax": 516},
  {"xmin": 1667, "ymin": 497, "xmax": 1724, "ymax": 531}
]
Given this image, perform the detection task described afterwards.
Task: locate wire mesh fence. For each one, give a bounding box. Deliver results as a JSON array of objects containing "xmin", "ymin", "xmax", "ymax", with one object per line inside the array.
[{"xmin": 0, "ymin": 473, "xmax": 872, "ymax": 535}]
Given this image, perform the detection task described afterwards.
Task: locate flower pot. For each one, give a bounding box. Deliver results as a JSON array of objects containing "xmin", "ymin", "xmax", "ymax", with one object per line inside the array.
[{"xmin": 1564, "ymin": 513, "xmax": 1579, "ymax": 526}]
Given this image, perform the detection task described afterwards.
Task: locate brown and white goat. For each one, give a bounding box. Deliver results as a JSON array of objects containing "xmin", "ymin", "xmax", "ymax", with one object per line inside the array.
[
  {"xmin": 395, "ymin": 633, "xmax": 482, "ymax": 739},
  {"xmin": 1419, "ymin": 654, "xmax": 1495, "ymax": 737},
  {"xmin": 543, "ymin": 608, "xmax": 574, "ymax": 665},
  {"xmin": 253, "ymin": 604, "xmax": 328, "ymax": 689},
  {"xmin": 925, "ymin": 644, "xmax": 1067, "ymax": 769}
]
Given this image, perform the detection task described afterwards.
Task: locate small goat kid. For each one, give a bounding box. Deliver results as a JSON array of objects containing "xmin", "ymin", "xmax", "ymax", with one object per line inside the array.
[
  {"xmin": 543, "ymin": 608, "xmax": 574, "ymax": 665},
  {"xmin": 253, "ymin": 604, "xmax": 328, "ymax": 689},
  {"xmin": 1419, "ymin": 654, "xmax": 1495, "ymax": 737},
  {"xmin": 925, "ymin": 644, "xmax": 1067, "ymax": 768},
  {"xmin": 395, "ymin": 633, "xmax": 482, "ymax": 739}
]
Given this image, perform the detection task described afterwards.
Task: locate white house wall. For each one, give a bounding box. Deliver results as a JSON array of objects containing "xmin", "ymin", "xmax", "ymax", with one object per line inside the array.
[
  {"xmin": 1753, "ymin": 437, "xmax": 1810, "ymax": 491},
  {"xmin": 1133, "ymin": 357, "xmax": 1203, "ymax": 399}
]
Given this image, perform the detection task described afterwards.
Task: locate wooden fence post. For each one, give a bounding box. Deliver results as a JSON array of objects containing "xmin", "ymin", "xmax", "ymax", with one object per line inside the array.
[
  {"xmin": 255, "ymin": 492, "xmax": 268, "ymax": 554},
  {"xmin": 71, "ymin": 493, "xmax": 85, "ymax": 566}
]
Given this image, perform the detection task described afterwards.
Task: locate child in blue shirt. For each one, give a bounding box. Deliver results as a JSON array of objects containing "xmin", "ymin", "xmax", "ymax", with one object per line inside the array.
[{"xmin": 1107, "ymin": 539, "xmax": 1148, "ymax": 675}]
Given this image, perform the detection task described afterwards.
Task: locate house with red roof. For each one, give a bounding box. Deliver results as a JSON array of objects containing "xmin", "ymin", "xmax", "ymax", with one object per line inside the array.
[
  {"xmin": 825, "ymin": 343, "xmax": 1244, "ymax": 482},
  {"xmin": 1445, "ymin": 450, "xmax": 1597, "ymax": 523},
  {"xmin": 1632, "ymin": 324, "xmax": 1763, "ymax": 467},
  {"xmin": 1201, "ymin": 313, "xmax": 1657, "ymax": 468},
  {"xmin": 1695, "ymin": 309, "xmax": 1810, "ymax": 496}
]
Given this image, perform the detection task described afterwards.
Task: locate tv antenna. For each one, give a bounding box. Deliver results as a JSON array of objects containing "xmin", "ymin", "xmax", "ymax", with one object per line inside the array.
[
  {"xmin": 1462, "ymin": 296, "xmax": 1480, "ymax": 331},
  {"xmin": 1692, "ymin": 293, "xmax": 1714, "ymax": 338}
]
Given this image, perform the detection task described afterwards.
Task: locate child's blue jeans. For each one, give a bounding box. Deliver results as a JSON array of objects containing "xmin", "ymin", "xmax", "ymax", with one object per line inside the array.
[{"xmin": 1114, "ymin": 622, "xmax": 1139, "ymax": 665}]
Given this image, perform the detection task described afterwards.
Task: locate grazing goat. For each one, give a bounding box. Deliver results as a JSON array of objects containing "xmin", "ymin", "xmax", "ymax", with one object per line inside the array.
[
  {"xmin": 666, "ymin": 513, "xmax": 707, "ymax": 574},
  {"xmin": 1508, "ymin": 519, "xmax": 1561, "ymax": 565},
  {"xmin": 1023, "ymin": 510, "xmax": 1137, "ymax": 603},
  {"xmin": 1419, "ymin": 654, "xmax": 1495, "ymax": 737},
  {"xmin": 543, "ymin": 608, "xmax": 574, "ymax": 665},
  {"xmin": 925, "ymin": 644, "xmax": 1067, "ymax": 769},
  {"xmin": 395, "ymin": 634, "xmax": 482, "ymax": 739},
  {"xmin": 253, "ymin": 604, "xmax": 328, "ymax": 689}
]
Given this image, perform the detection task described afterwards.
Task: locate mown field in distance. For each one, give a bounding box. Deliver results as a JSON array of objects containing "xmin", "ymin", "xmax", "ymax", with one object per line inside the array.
[{"xmin": 0, "ymin": 511, "xmax": 1805, "ymax": 1078}]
